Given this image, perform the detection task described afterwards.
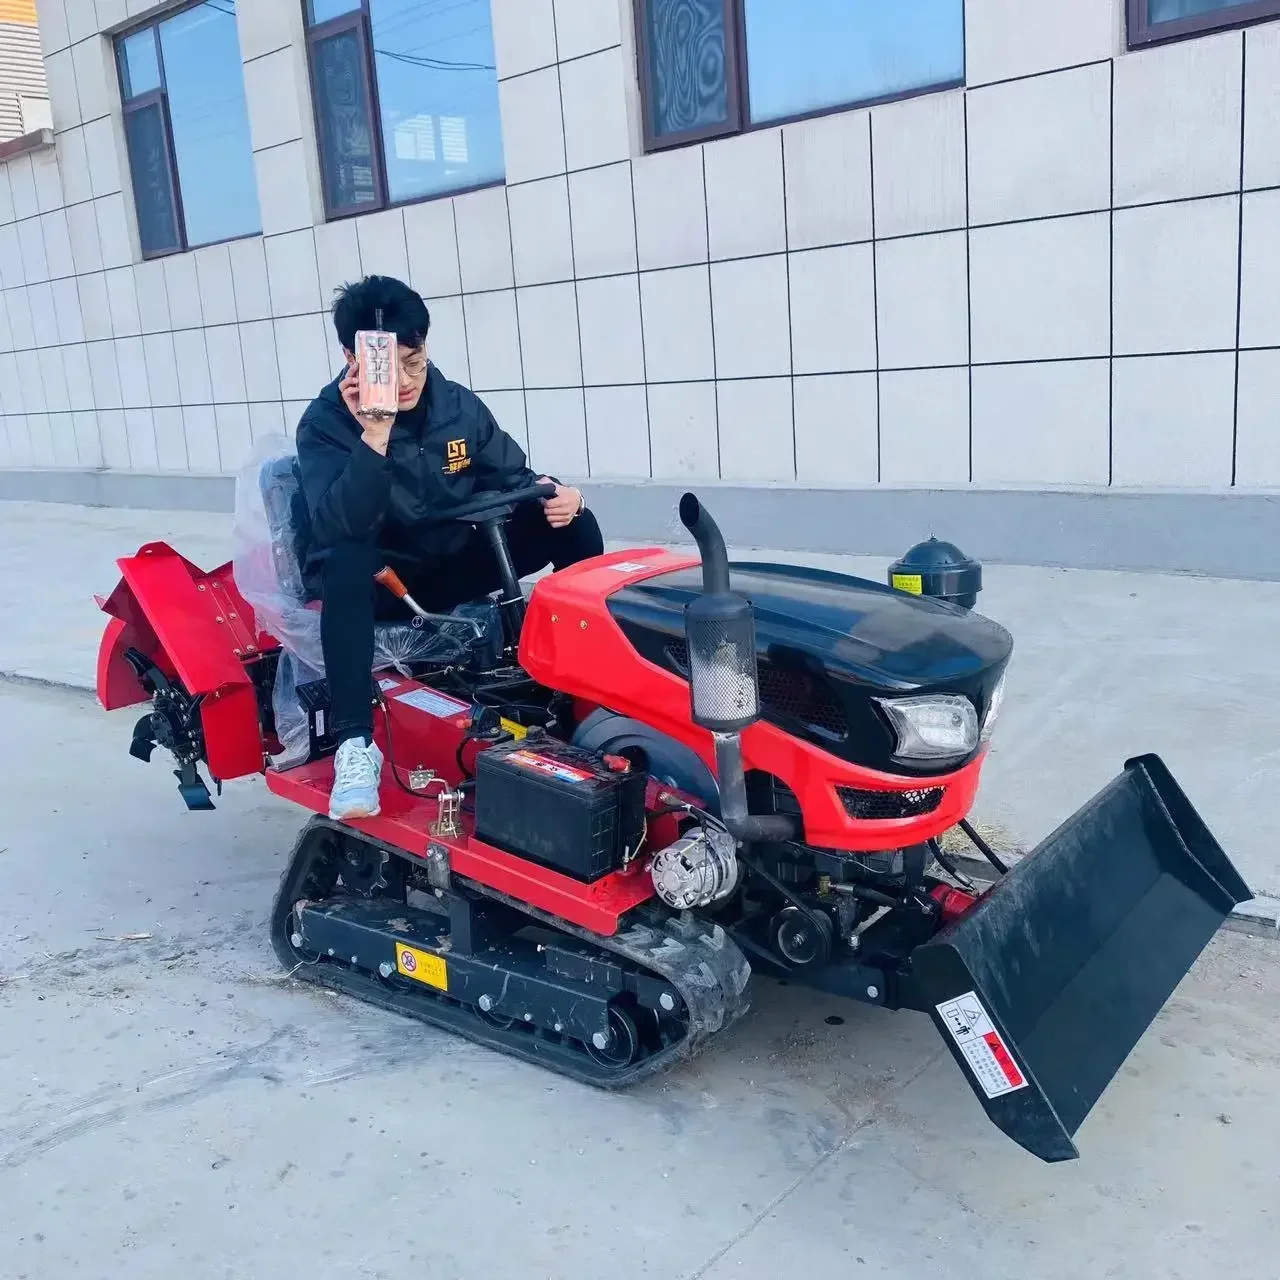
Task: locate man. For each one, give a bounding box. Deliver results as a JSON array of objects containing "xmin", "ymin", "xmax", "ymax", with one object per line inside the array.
[{"xmin": 296, "ymin": 275, "xmax": 604, "ymax": 821}]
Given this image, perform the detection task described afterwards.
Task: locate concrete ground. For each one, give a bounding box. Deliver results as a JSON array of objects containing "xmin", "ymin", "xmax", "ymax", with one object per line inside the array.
[
  {"xmin": 3, "ymin": 678, "xmax": 1278, "ymax": 1279},
  {"xmin": 1, "ymin": 497, "xmax": 1279, "ymax": 1278}
]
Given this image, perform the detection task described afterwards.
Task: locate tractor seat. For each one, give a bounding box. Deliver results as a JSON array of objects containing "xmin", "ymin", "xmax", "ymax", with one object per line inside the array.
[
  {"xmin": 257, "ymin": 452, "xmax": 313, "ymax": 606},
  {"xmin": 254, "ymin": 453, "xmax": 494, "ymax": 668}
]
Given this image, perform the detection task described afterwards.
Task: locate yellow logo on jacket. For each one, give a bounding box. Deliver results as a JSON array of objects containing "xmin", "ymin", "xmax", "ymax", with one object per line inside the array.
[{"xmin": 444, "ymin": 439, "xmax": 471, "ymax": 474}]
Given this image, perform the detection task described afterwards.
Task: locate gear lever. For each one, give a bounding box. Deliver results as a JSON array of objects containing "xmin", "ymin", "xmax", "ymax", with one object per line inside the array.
[{"xmin": 374, "ymin": 566, "xmax": 483, "ymax": 636}]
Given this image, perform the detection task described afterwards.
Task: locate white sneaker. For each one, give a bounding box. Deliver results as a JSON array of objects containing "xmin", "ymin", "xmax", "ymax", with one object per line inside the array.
[{"xmin": 329, "ymin": 737, "xmax": 384, "ymax": 820}]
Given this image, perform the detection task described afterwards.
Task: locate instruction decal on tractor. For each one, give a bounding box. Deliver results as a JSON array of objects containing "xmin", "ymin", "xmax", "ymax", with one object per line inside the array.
[
  {"xmin": 395, "ymin": 943, "xmax": 448, "ymax": 991},
  {"xmin": 395, "ymin": 686, "xmax": 470, "ymax": 719},
  {"xmin": 936, "ymin": 991, "xmax": 1027, "ymax": 1098}
]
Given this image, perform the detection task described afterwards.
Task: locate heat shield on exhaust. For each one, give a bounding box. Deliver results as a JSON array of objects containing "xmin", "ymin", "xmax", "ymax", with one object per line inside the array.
[{"xmin": 908, "ymin": 755, "xmax": 1251, "ymax": 1162}]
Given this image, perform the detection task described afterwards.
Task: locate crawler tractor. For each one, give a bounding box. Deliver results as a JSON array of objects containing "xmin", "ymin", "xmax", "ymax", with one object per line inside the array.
[{"xmin": 95, "ymin": 460, "xmax": 1251, "ymax": 1161}]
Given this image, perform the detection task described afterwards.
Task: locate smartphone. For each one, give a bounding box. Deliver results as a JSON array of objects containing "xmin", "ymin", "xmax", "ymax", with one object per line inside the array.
[{"xmin": 354, "ymin": 328, "xmax": 399, "ymax": 420}]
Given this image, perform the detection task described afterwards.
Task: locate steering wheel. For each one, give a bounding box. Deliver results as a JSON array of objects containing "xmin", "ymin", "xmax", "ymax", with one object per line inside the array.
[{"xmin": 446, "ymin": 482, "xmax": 557, "ymax": 523}]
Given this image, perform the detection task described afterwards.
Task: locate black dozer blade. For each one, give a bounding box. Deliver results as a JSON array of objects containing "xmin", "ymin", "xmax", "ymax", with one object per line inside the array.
[{"xmin": 908, "ymin": 754, "xmax": 1251, "ymax": 1162}]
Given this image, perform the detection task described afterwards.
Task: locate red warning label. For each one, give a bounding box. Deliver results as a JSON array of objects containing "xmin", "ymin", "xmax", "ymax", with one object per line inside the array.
[
  {"xmin": 936, "ymin": 991, "xmax": 1028, "ymax": 1098},
  {"xmin": 506, "ymin": 749, "xmax": 593, "ymax": 784}
]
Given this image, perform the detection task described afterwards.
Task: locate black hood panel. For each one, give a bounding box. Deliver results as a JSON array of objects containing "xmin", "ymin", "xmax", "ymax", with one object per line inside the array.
[{"xmin": 608, "ymin": 561, "xmax": 1013, "ymax": 775}]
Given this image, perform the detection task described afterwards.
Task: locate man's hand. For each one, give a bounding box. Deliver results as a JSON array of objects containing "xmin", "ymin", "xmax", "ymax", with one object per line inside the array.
[
  {"xmin": 340, "ymin": 361, "xmax": 394, "ymax": 455},
  {"xmin": 540, "ymin": 477, "xmax": 584, "ymax": 529}
]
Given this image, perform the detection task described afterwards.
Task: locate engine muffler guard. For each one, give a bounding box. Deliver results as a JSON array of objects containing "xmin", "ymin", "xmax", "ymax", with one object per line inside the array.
[{"xmin": 907, "ymin": 754, "xmax": 1252, "ymax": 1162}]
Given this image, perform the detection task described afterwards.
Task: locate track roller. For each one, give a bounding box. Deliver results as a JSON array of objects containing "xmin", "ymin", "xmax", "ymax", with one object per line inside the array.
[{"xmin": 269, "ymin": 817, "xmax": 753, "ymax": 1087}]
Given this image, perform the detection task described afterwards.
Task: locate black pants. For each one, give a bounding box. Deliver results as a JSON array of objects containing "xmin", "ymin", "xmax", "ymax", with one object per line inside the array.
[{"xmin": 321, "ymin": 502, "xmax": 604, "ymax": 740}]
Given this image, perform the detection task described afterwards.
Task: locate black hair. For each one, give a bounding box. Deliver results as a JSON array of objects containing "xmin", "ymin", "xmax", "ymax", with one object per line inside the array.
[{"xmin": 331, "ymin": 275, "xmax": 431, "ymax": 352}]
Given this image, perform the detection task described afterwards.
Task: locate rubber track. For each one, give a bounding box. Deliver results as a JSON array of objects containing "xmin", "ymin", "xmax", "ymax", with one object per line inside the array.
[{"xmin": 269, "ymin": 816, "xmax": 753, "ymax": 1088}]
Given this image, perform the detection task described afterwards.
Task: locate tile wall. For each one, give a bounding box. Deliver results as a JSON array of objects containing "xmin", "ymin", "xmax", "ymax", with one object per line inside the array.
[{"xmin": 1, "ymin": 0, "xmax": 1278, "ymax": 490}]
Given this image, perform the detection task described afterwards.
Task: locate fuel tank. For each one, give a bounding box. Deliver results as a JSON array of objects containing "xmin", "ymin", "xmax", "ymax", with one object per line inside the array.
[{"xmin": 607, "ymin": 561, "xmax": 1013, "ymax": 775}]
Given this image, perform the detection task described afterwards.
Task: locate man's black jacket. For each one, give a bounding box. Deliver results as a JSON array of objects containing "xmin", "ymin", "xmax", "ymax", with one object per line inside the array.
[{"xmin": 295, "ymin": 363, "xmax": 540, "ymax": 592}]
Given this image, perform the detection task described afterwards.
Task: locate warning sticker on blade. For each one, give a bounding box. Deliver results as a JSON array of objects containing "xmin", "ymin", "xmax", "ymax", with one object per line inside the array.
[
  {"xmin": 395, "ymin": 943, "xmax": 449, "ymax": 991},
  {"xmin": 395, "ymin": 686, "xmax": 470, "ymax": 720},
  {"xmin": 608, "ymin": 561, "xmax": 652, "ymax": 573},
  {"xmin": 935, "ymin": 991, "xmax": 1027, "ymax": 1099},
  {"xmin": 377, "ymin": 677, "xmax": 399, "ymax": 692},
  {"xmin": 506, "ymin": 749, "xmax": 593, "ymax": 784}
]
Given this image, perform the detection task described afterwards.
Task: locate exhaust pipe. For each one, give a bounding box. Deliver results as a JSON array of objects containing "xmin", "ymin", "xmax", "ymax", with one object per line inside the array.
[
  {"xmin": 712, "ymin": 733, "xmax": 797, "ymax": 844},
  {"xmin": 680, "ymin": 493, "xmax": 730, "ymax": 595},
  {"xmin": 679, "ymin": 494, "xmax": 797, "ymax": 844}
]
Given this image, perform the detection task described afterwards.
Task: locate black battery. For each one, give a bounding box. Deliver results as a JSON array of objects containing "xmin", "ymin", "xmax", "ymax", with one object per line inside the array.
[{"xmin": 473, "ymin": 739, "xmax": 647, "ymax": 882}]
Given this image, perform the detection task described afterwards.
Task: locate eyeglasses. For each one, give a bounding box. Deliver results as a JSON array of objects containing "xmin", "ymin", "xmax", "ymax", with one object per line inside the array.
[{"xmin": 400, "ymin": 354, "xmax": 428, "ymax": 380}]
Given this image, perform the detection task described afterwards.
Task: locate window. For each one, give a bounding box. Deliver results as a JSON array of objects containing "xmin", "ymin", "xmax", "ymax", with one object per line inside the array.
[
  {"xmin": 634, "ymin": 0, "xmax": 965, "ymax": 151},
  {"xmin": 115, "ymin": 1, "xmax": 261, "ymax": 258},
  {"xmin": 303, "ymin": 0, "xmax": 505, "ymax": 219},
  {"xmin": 1128, "ymin": 0, "xmax": 1280, "ymax": 46}
]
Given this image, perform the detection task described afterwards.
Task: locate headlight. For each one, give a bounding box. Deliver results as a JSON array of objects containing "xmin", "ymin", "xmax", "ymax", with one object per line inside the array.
[
  {"xmin": 875, "ymin": 694, "xmax": 979, "ymax": 763},
  {"xmin": 981, "ymin": 671, "xmax": 1006, "ymax": 742}
]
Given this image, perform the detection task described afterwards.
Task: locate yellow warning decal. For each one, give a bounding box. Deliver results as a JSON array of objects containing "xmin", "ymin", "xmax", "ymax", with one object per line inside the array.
[
  {"xmin": 891, "ymin": 573, "xmax": 923, "ymax": 595},
  {"xmin": 500, "ymin": 717, "xmax": 528, "ymax": 741},
  {"xmin": 395, "ymin": 943, "xmax": 449, "ymax": 991}
]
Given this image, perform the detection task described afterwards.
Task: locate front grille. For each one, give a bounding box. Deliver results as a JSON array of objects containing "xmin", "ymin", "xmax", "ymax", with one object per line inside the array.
[
  {"xmin": 838, "ymin": 786, "xmax": 945, "ymax": 821},
  {"xmin": 664, "ymin": 639, "xmax": 848, "ymax": 739}
]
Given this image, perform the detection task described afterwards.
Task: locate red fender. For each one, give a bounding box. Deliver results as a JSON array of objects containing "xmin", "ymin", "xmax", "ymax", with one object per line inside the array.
[{"xmin": 96, "ymin": 543, "xmax": 277, "ymax": 782}]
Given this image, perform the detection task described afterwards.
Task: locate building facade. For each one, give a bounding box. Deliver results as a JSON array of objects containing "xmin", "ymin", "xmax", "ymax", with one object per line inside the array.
[{"xmin": 0, "ymin": 0, "xmax": 1277, "ymax": 573}]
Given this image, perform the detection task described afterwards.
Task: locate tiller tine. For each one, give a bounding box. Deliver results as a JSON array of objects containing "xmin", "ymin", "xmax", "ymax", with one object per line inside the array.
[
  {"xmin": 129, "ymin": 714, "xmax": 156, "ymax": 763},
  {"xmin": 174, "ymin": 762, "xmax": 216, "ymax": 811},
  {"xmin": 907, "ymin": 754, "xmax": 1252, "ymax": 1162}
]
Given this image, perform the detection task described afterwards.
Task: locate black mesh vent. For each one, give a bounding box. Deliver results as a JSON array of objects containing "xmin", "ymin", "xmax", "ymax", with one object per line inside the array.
[
  {"xmin": 757, "ymin": 664, "xmax": 848, "ymax": 737},
  {"xmin": 685, "ymin": 611, "xmax": 759, "ymax": 725},
  {"xmin": 838, "ymin": 786, "xmax": 945, "ymax": 821},
  {"xmin": 664, "ymin": 639, "xmax": 848, "ymax": 739}
]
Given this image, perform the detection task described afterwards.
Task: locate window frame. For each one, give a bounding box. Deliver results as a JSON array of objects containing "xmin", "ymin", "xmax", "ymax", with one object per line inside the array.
[
  {"xmin": 115, "ymin": 20, "xmax": 187, "ymax": 259},
  {"xmin": 114, "ymin": 1, "xmax": 258, "ymax": 260},
  {"xmin": 633, "ymin": 0, "xmax": 966, "ymax": 153},
  {"xmin": 633, "ymin": 0, "xmax": 745, "ymax": 150},
  {"xmin": 301, "ymin": 0, "xmax": 505, "ymax": 222},
  {"xmin": 1127, "ymin": 0, "xmax": 1280, "ymax": 47},
  {"xmin": 305, "ymin": 4, "xmax": 387, "ymax": 221}
]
